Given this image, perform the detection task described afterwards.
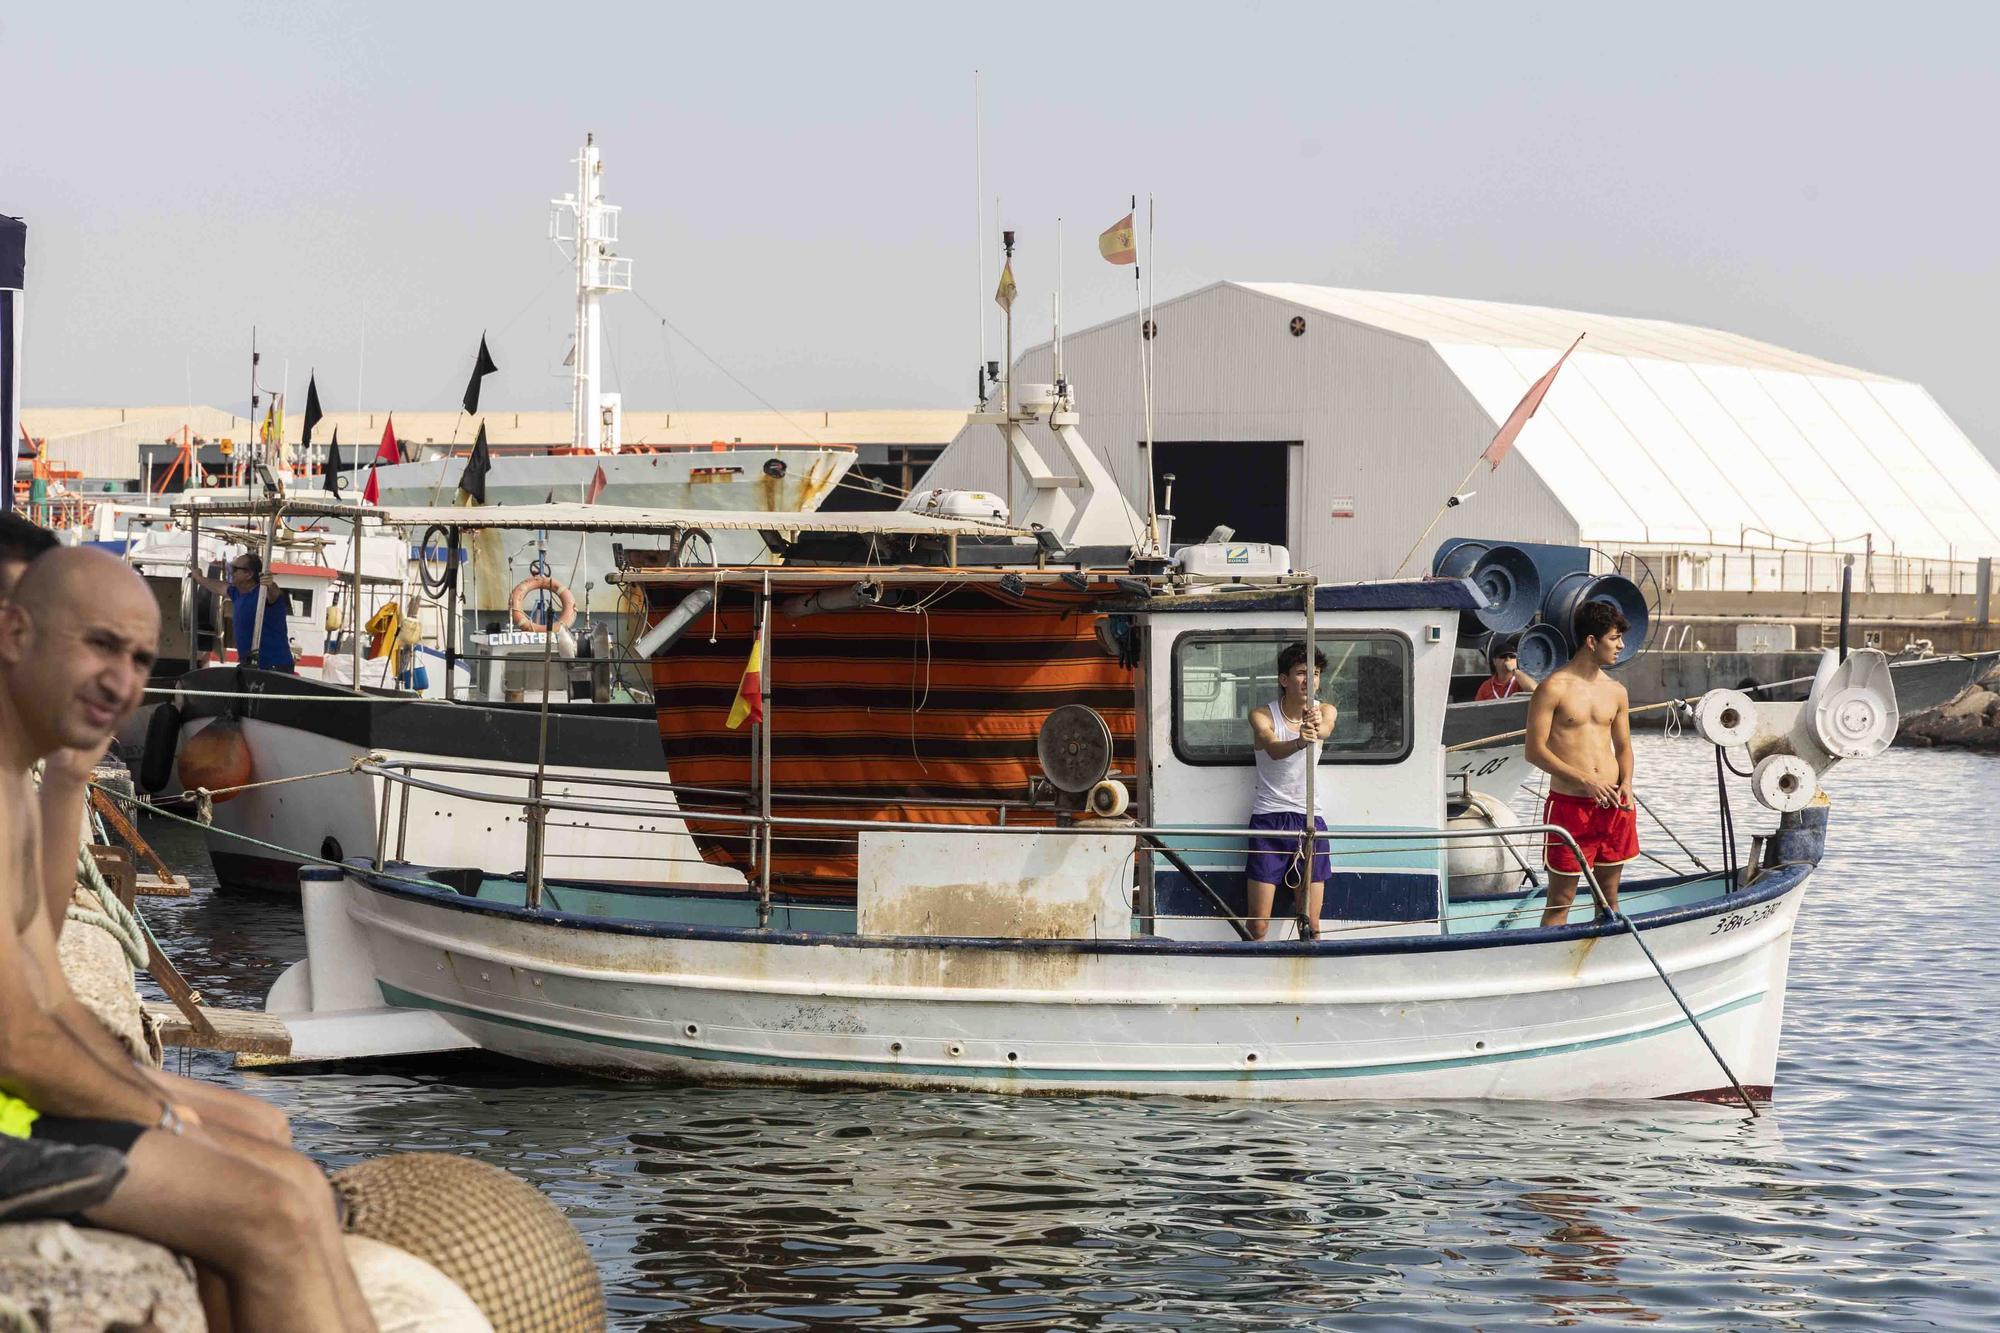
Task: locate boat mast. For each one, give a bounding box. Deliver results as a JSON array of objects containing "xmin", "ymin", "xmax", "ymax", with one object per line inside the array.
[{"xmin": 551, "ymin": 133, "xmax": 632, "ymax": 454}]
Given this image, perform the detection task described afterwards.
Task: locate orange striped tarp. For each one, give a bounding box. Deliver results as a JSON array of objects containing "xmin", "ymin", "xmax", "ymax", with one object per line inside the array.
[{"xmin": 648, "ymin": 583, "xmax": 1136, "ymax": 894}]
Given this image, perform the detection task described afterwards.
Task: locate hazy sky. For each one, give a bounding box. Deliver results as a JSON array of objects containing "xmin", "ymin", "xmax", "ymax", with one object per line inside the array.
[{"xmin": 6, "ymin": 3, "xmax": 1997, "ymax": 460}]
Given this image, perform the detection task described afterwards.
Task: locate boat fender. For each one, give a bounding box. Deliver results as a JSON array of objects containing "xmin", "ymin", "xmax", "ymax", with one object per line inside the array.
[
  {"xmin": 1088, "ymin": 778, "xmax": 1130, "ymax": 819},
  {"xmin": 507, "ymin": 575, "xmax": 576, "ymax": 632},
  {"xmin": 177, "ymin": 715, "xmax": 253, "ymax": 803},
  {"xmin": 137, "ymin": 702, "xmax": 182, "ymax": 794}
]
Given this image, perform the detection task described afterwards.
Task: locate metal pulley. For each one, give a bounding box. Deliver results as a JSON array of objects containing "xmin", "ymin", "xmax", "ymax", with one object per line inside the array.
[
  {"xmin": 1751, "ymin": 754, "xmax": 1818, "ymax": 813},
  {"xmin": 1693, "ymin": 689, "xmax": 1758, "ymax": 748},
  {"xmin": 1037, "ymin": 705, "xmax": 1113, "ymax": 795}
]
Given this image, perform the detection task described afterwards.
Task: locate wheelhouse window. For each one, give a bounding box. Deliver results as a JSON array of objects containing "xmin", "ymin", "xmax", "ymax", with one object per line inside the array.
[{"xmin": 1172, "ymin": 631, "xmax": 1412, "ymax": 765}]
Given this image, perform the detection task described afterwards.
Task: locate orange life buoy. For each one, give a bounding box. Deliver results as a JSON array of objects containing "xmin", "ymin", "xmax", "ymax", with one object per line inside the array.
[{"xmin": 508, "ymin": 575, "xmax": 577, "ymax": 632}]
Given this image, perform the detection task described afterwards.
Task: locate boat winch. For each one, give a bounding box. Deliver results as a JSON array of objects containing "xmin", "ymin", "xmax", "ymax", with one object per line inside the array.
[{"xmin": 1694, "ymin": 648, "xmax": 1898, "ymax": 811}]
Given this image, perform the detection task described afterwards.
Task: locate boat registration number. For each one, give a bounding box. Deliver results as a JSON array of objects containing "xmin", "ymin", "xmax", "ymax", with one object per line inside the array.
[{"xmin": 1709, "ymin": 901, "xmax": 1780, "ymax": 935}]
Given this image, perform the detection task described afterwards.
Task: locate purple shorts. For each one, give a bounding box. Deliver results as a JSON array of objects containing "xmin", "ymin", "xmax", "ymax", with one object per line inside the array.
[{"xmin": 1245, "ymin": 811, "xmax": 1332, "ymax": 886}]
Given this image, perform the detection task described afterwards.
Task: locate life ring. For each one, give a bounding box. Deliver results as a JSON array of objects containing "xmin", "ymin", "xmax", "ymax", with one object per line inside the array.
[
  {"xmin": 138, "ymin": 702, "xmax": 182, "ymax": 794},
  {"xmin": 508, "ymin": 575, "xmax": 577, "ymax": 632}
]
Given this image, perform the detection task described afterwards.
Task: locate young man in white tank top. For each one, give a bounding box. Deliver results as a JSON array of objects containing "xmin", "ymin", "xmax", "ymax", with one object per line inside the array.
[{"xmin": 1245, "ymin": 642, "xmax": 1337, "ymax": 940}]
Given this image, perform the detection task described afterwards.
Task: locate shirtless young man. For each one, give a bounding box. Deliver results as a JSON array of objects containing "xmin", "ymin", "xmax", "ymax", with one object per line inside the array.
[
  {"xmin": 1522, "ymin": 601, "xmax": 1636, "ymax": 928},
  {"xmin": 0, "ymin": 547, "xmax": 375, "ymax": 1332}
]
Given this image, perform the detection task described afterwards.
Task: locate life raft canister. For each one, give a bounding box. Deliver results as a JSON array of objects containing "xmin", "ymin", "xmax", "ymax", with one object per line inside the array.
[{"xmin": 508, "ymin": 575, "xmax": 577, "ymax": 633}]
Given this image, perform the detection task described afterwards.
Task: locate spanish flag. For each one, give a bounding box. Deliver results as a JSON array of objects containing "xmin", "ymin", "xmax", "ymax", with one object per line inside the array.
[
  {"xmin": 726, "ymin": 632, "xmax": 764, "ymax": 729},
  {"xmin": 993, "ymin": 260, "xmax": 1017, "ymax": 313},
  {"xmin": 1099, "ymin": 212, "xmax": 1136, "ymax": 265}
]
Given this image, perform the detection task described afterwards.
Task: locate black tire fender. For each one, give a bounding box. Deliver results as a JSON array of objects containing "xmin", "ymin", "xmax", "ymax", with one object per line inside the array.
[{"xmin": 138, "ymin": 702, "xmax": 183, "ymax": 794}]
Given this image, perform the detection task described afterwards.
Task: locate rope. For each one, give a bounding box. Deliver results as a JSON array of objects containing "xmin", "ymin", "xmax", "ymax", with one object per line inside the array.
[
  {"xmin": 1445, "ymin": 696, "xmax": 1686, "ymax": 751},
  {"xmin": 69, "ymin": 844, "xmax": 149, "ymax": 969},
  {"xmin": 145, "ymin": 686, "xmax": 388, "ymax": 703},
  {"xmin": 178, "ymin": 753, "xmax": 385, "ymax": 807}
]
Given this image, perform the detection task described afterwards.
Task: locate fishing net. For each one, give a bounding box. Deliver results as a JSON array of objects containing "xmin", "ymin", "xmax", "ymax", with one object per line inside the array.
[{"xmin": 333, "ymin": 1153, "xmax": 604, "ymax": 1333}]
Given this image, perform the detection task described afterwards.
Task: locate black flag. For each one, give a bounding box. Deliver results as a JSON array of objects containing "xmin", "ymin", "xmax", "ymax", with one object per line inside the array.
[
  {"xmin": 301, "ymin": 373, "xmax": 324, "ymax": 451},
  {"xmin": 458, "ymin": 422, "xmax": 491, "ymax": 504},
  {"xmin": 462, "ymin": 335, "xmax": 498, "ymax": 416},
  {"xmin": 324, "ymin": 426, "xmax": 342, "ymax": 495}
]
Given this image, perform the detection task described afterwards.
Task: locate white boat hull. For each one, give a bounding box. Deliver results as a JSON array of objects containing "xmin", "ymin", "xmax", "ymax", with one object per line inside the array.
[
  {"xmin": 279, "ymin": 864, "xmax": 1806, "ymax": 1102},
  {"xmin": 181, "ymin": 710, "xmax": 741, "ymax": 897}
]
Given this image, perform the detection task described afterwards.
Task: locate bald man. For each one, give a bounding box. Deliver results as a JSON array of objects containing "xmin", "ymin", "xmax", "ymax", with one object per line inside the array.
[{"xmin": 0, "ymin": 548, "xmax": 376, "ymax": 1332}]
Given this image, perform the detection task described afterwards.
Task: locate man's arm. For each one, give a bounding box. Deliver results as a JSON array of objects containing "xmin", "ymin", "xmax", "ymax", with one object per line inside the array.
[
  {"xmin": 1612, "ymin": 684, "xmax": 1634, "ymax": 806},
  {"xmin": 1512, "ymin": 668, "xmax": 1538, "ymax": 694},
  {"xmin": 1, "ymin": 816, "xmax": 172, "ymax": 1125},
  {"xmin": 1249, "ymin": 705, "xmax": 1311, "ymax": 759},
  {"xmin": 35, "ymin": 748, "xmax": 104, "ymax": 941}
]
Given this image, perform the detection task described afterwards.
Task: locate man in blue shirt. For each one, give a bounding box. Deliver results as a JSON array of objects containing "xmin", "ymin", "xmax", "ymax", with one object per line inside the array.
[{"xmin": 196, "ymin": 552, "xmax": 295, "ymax": 673}]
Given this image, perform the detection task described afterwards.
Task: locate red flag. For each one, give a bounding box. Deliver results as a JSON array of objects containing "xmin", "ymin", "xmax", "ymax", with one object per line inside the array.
[
  {"xmin": 585, "ymin": 463, "xmax": 608, "ymax": 505},
  {"xmin": 361, "ymin": 414, "xmax": 398, "ymax": 504},
  {"xmin": 1482, "ymin": 334, "xmax": 1584, "ymax": 469}
]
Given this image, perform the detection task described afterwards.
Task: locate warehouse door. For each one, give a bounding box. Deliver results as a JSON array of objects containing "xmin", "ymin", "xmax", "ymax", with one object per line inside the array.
[{"xmin": 1153, "ymin": 441, "xmax": 1292, "ymax": 549}]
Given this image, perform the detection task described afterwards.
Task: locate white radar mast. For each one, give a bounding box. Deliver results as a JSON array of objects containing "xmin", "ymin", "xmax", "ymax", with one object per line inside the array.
[{"xmin": 550, "ymin": 134, "xmax": 633, "ymax": 453}]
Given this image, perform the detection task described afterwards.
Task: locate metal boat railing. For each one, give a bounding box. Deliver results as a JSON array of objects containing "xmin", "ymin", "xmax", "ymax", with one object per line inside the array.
[{"xmin": 360, "ymin": 756, "xmax": 1664, "ymax": 931}]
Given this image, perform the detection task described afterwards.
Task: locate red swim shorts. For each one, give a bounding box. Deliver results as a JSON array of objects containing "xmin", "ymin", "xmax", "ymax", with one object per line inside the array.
[{"xmin": 1543, "ymin": 792, "xmax": 1640, "ymax": 874}]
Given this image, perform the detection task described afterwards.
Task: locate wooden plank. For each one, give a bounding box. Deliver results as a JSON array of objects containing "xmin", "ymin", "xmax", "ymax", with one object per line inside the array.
[
  {"xmin": 134, "ymin": 873, "xmax": 192, "ymax": 899},
  {"xmin": 143, "ymin": 939, "xmax": 219, "ymax": 1042},
  {"xmin": 142, "ymin": 1001, "xmax": 291, "ymax": 1056}
]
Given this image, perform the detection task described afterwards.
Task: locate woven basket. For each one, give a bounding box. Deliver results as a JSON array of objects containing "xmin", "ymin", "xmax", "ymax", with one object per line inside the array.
[{"xmin": 333, "ymin": 1154, "xmax": 604, "ymax": 1333}]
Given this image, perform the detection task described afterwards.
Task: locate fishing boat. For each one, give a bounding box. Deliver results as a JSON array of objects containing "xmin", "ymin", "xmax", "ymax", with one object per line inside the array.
[
  {"xmin": 263, "ymin": 552, "xmax": 1895, "ymax": 1102},
  {"xmin": 148, "ymin": 496, "xmax": 1032, "ymax": 895},
  {"xmin": 257, "ymin": 375, "xmax": 1901, "ymax": 1104}
]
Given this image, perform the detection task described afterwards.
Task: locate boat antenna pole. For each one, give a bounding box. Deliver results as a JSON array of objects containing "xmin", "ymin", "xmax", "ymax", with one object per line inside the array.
[
  {"xmin": 973, "ymin": 70, "xmax": 988, "ymax": 409},
  {"xmin": 1053, "ymin": 217, "xmax": 1064, "ymax": 393},
  {"xmin": 246, "ymin": 327, "xmax": 259, "ymax": 494},
  {"xmin": 1002, "ymin": 226, "xmax": 1014, "ymax": 513},
  {"xmin": 1137, "ymin": 195, "xmax": 1161, "ymax": 557}
]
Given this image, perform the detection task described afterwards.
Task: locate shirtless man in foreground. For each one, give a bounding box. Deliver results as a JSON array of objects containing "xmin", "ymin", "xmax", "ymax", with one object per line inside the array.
[
  {"xmin": 1522, "ymin": 600, "xmax": 1636, "ymax": 927},
  {"xmin": 0, "ymin": 546, "xmax": 374, "ymax": 1331}
]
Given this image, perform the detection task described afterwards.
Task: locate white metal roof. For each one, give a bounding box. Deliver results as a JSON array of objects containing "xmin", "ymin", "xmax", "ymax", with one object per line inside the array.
[{"xmin": 1237, "ymin": 284, "xmax": 2000, "ymax": 557}]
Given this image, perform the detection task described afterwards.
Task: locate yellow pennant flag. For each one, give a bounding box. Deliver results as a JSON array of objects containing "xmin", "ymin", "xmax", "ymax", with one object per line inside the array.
[
  {"xmin": 993, "ymin": 260, "xmax": 1017, "ymax": 313},
  {"xmin": 726, "ymin": 633, "xmax": 764, "ymax": 729},
  {"xmin": 1099, "ymin": 213, "xmax": 1136, "ymax": 265}
]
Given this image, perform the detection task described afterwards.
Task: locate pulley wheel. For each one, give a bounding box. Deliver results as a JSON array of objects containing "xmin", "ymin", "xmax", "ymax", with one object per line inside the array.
[{"xmin": 1037, "ymin": 705, "xmax": 1113, "ymax": 794}]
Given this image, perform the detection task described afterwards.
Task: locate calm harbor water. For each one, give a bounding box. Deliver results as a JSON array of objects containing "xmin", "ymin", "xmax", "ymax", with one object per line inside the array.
[{"xmin": 136, "ymin": 735, "xmax": 2000, "ymax": 1330}]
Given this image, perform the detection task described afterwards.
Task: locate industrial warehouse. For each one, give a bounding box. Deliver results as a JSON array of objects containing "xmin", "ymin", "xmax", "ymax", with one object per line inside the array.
[{"xmin": 921, "ymin": 282, "xmax": 2000, "ymax": 635}]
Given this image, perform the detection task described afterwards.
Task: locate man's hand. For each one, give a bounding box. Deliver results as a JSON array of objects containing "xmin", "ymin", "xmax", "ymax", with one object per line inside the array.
[
  {"xmin": 1616, "ymin": 783, "xmax": 1634, "ymax": 810},
  {"xmin": 260, "ymin": 574, "xmax": 283, "ymax": 599},
  {"xmin": 41, "ymin": 740, "xmax": 111, "ymax": 788},
  {"xmin": 1586, "ymin": 779, "xmax": 1621, "ymax": 808}
]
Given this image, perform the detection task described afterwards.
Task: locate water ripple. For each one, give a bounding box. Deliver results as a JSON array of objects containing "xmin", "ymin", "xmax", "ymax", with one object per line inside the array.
[{"xmin": 138, "ymin": 737, "xmax": 2000, "ymax": 1330}]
